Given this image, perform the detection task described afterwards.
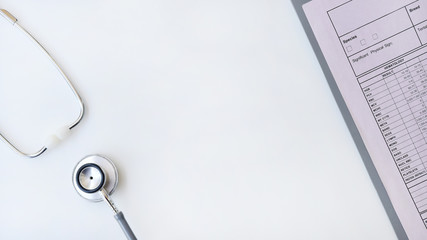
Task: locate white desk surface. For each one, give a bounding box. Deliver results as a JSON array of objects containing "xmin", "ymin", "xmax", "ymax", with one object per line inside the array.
[{"xmin": 0, "ymin": 1, "xmax": 397, "ymax": 239}]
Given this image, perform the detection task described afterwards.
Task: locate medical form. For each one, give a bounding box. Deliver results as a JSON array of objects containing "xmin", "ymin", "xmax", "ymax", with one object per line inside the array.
[{"xmin": 303, "ymin": 0, "xmax": 427, "ymax": 238}]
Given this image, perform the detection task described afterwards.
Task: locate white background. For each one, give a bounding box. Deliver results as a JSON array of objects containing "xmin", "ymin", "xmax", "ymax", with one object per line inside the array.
[{"xmin": 0, "ymin": 0, "xmax": 397, "ymax": 239}]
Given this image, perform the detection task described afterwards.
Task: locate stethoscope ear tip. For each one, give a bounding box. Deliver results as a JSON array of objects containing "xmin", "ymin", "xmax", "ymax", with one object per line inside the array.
[
  {"xmin": 45, "ymin": 135, "xmax": 61, "ymax": 149},
  {"xmin": 44, "ymin": 126, "xmax": 72, "ymax": 149}
]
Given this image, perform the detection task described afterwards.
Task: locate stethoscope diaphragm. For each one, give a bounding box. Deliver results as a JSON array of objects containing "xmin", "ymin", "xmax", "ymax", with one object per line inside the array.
[
  {"xmin": 72, "ymin": 155, "xmax": 118, "ymax": 202},
  {"xmin": 75, "ymin": 163, "xmax": 105, "ymax": 193}
]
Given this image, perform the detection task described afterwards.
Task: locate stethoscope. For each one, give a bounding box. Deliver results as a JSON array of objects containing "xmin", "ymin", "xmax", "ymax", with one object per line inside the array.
[{"xmin": 0, "ymin": 9, "xmax": 138, "ymax": 239}]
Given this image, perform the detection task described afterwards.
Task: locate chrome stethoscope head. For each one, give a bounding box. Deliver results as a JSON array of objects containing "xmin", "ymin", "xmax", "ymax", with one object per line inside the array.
[
  {"xmin": 73, "ymin": 155, "xmax": 118, "ymax": 202},
  {"xmin": 73, "ymin": 155, "xmax": 137, "ymax": 240},
  {"xmin": 0, "ymin": 9, "xmax": 85, "ymax": 158}
]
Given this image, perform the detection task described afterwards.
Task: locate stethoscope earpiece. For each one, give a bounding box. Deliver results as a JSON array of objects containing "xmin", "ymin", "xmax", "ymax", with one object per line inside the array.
[
  {"xmin": 73, "ymin": 155, "xmax": 137, "ymax": 240},
  {"xmin": 0, "ymin": 9, "xmax": 85, "ymax": 158}
]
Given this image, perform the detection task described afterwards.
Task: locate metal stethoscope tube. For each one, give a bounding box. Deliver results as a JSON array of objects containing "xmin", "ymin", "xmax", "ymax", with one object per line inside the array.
[{"xmin": 0, "ymin": 9, "xmax": 85, "ymax": 158}]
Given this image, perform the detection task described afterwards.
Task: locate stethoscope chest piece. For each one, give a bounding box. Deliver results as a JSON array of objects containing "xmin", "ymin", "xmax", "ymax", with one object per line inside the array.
[
  {"xmin": 72, "ymin": 155, "xmax": 137, "ymax": 240},
  {"xmin": 73, "ymin": 155, "xmax": 118, "ymax": 202}
]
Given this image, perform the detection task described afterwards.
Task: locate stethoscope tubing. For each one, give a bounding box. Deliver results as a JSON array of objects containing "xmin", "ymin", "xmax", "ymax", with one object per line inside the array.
[{"xmin": 115, "ymin": 211, "xmax": 138, "ymax": 240}]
